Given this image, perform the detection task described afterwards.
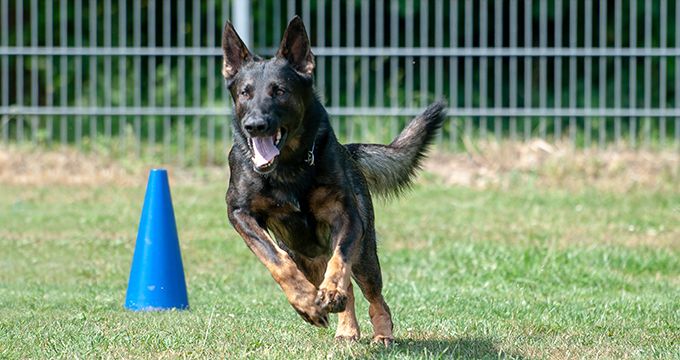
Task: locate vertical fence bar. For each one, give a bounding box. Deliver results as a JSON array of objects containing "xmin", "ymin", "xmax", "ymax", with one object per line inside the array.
[
  {"xmin": 420, "ymin": 0, "xmax": 430, "ymax": 108},
  {"xmin": 192, "ymin": 0, "xmax": 201, "ymax": 163},
  {"xmin": 15, "ymin": 0, "xmax": 23, "ymax": 143},
  {"xmin": 273, "ymin": 1, "xmax": 281, "ymax": 47},
  {"xmin": 464, "ymin": 0, "xmax": 473, "ymax": 140},
  {"xmin": 629, "ymin": 0, "xmax": 637, "ymax": 147},
  {"xmin": 221, "ymin": 0, "xmax": 230, "ymax": 148},
  {"xmin": 614, "ymin": 0, "xmax": 622, "ymax": 145},
  {"xmin": 450, "ymin": 0, "xmax": 459, "ymax": 147},
  {"xmin": 659, "ymin": 0, "xmax": 667, "ymax": 146},
  {"xmin": 372, "ymin": 2, "xmax": 381, "ymax": 138},
  {"xmin": 554, "ymin": 0, "xmax": 563, "ymax": 140},
  {"xmin": 234, "ymin": 0, "xmax": 252, "ymax": 48},
  {"xmin": 207, "ymin": 0, "xmax": 216, "ymax": 163},
  {"xmin": 479, "ymin": 0, "xmax": 488, "ymax": 139},
  {"xmin": 178, "ymin": 0, "xmax": 186, "ymax": 164},
  {"xmin": 75, "ymin": 0, "xmax": 83, "ymax": 149},
  {"xmin": 434, "ymin": 0, "xmax": 444, "ymax": 144},
  {"xmin": 59, "ymin": 0, "xmax": 67, "ymax": 145},
  {"xmin": 405, "ymin": 0, "xmax": 414, "ymax": 108},
  {"xmin": 317, "ymin": 0, "xmax": 326, "ymax": 103},
  {"xmin": 133, "ymin": 0, "xmax": 141, "ymax": 155},
  {"xmin": 0, "ymin": 0, "xmax": 7, "ymax": 143},
  {"xmin": 598, "ymin": 0, "xmax": 607, "ymax": 147},
  {"xmin": 119, "ymin": 0, "xmax": 127, "ymax": 153},
  {"xmin": 346, "ymin": 0, "xmax": 355, "ymax": 141},
  {"xmin": 73, "ymin": 0, "xmax": 83, "ymax": 150},
  {"xmin": 509, "ymin": 0, "xmax": 517, "ymax": 141},
  {"xmin": 523, "ymin": 0, "xmax": 532, "ymax": 140},
  {"xmin": 584, "ymin": 0, "xmax": 592, "ymax": 147},
  {"xmin": 163, "ymin": 0, "xmax": 171, "ymax": 161},
  {"xmin": 360, "ymin": 0, "xmax": 369, "ymax": 141},
  {"xmin": 343, "ymin": 0, "xmax": 355, "ymax": 141},
  {"xmin": 389, "ymin": 0, "xmax": 399, "ymax": 139},
  {"xmin": 643, "ymin": 0, "xmax": 652, "ymax": 147},
  {"xmin": 303, "ymin": 0, "xmax": 311, "ymax": 27},
  {"xmin": 493, "ymin": 0, "xmax": 502, "ymax": 141},
  {"xmin": 568, "ymin": 0, "xmax": 577, "ymax": 146},
  {"xmin": 287, "ymin": 0, "xmax": 295, "ymax": 22},
  {"xmin": 104, "ymin": 0, "xmax": 112, "ymax": 139},
  {"xmin": 331, "ymin": 0, "xmax": 340, "ymax": 109},
  {"xmin": 676, "ymin": 0, "xmax": 680, "ymax": 148},
  {"xmin": 375, "ymin": 0, "xmax": 384, "ymax": 111},
  {"xmin": 331, "ymin": 0, "xmax": 340, "ymax": 132},
  {"xmin": 30, "ymin": 0, "xmax": 38, "ymax": 144},
  {"xmin": 89, "ymin": 0, "xmax": 97, "ymax": 141},
  {"xmin": 538, "ymin": 0, "xmax": 547, "ymax": 139},
  {"xmin": 332, "ymin": 0, "xmax": 340, "ymax": 133},
  {"xmin": 258, "ymin": 0, "xmax": 266, "ymax": 51},
  {"xmin": 148, "ymin": 0, "xmax": 157, "ymax": 157}
]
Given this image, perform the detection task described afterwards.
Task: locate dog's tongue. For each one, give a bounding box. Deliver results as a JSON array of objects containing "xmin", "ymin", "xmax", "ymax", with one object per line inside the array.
[{"xmin": 252, "ymin": 136, "xmax": 280, "ymax": 167}]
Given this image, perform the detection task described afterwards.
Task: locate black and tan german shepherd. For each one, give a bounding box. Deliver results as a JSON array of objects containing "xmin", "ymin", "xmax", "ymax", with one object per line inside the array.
[{"xmin": 222, "ymin": 17, "xmax": 446, "ymax": 345}]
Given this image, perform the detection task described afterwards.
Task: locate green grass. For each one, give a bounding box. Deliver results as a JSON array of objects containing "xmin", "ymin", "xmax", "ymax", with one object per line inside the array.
[{"xmin": 0, "ymin": 178, "xmax": 678, "ymax": 359}]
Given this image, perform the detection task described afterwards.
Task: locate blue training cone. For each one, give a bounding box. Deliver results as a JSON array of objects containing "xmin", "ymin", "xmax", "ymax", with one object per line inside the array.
[{"xmin": 125, "ymin": 169, "xmax": 189, "ymax": 311}]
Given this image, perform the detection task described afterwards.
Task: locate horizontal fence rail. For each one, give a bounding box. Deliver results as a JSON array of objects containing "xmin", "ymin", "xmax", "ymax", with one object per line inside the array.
[
  {"xmin": 1, "ymin": 0, "xmax": 679, "ymax": 165},
  {"xmin": 3, "ymin": 46, "xmax": 680, "ymax": 57},
  {"xmin": 3, "ymin": 106, "xmax": 680, "ymax": 118}
]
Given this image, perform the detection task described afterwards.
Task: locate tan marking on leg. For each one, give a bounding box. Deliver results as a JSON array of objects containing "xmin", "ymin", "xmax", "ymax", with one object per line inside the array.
[
  {"xmin": 316, "ymin": 249, "xmax": 351, "ymax": 313},
  {"xmin": 252, "ymin": 249, "xmax": 326, "ymax": 327},
  {"xmin": 231, "ymin": 216, "xmax": 328, "ymax": 327},
  {"xmin": 334, "ymin": 283, "xmax": 360, "ymax": 341},
  {"xmin": 369, "ymin": 297, "xmax": 394, "ymax": 346}
]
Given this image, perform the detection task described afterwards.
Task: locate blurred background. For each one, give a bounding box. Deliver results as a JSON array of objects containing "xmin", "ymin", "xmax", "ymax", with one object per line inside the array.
[{"xmin": 0, "ymin": 0, "xmax": 679, "ymax": 166}]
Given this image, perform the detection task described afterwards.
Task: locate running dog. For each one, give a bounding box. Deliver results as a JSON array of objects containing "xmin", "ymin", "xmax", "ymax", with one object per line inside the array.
[{"xmin": 222, "ymin": 16, "xmax": 446, "ymax": 345}]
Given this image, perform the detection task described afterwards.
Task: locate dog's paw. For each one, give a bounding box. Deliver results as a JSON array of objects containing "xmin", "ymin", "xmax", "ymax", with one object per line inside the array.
[
  {"xmin": 292, "ymin": 303, "xmax": 328, "ymax": 328},
  {"xmin": 315, "ymin": 288, "xmax": 348, "ymax": 313},
  {"xmin": 372, "ymin": 335, "xmax": 395, "ymax": 347}
]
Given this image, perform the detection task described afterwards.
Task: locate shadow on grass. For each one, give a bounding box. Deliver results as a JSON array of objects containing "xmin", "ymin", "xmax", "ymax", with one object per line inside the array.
[{"xmin": 367, "ymin": 337, "xmax": 527, "ymax": 359}]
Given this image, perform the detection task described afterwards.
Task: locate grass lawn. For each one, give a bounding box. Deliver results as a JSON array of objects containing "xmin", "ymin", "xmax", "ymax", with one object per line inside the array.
[{"xmin": 0, "ymin": 172, "xmax": 678, "ymax": 358}]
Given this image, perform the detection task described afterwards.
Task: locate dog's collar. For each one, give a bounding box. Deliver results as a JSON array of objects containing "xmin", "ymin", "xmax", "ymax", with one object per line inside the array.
[{"xmin": 305, "ymin": 140, "xmax": 316, "ymax": 166}]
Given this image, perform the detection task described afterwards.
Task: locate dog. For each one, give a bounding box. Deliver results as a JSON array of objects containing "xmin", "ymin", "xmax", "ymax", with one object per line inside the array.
[{"xmin": 222, "ymin": 16, "xmax": 446, "ymax": 345}]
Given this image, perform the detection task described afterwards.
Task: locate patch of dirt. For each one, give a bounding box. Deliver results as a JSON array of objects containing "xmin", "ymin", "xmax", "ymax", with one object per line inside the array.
[
  {"xmin": 1, "ymin": 142, "xmax": 678, "ymax": 193},
  {"xmin": 0, "ymin": 146, "xmax": 225, "ymax": 186},
  {"xmin": 424, "ymin": 140, "xmax": 679, "ymax": 193}
]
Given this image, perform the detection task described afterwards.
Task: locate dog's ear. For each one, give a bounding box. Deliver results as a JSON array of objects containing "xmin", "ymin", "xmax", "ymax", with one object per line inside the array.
[
  {"xmin": 222, "ymin": 21, "xmax": 253, "ymax": 79},
  {"xmin": 276, "ymin": 16, "xmax": 315, "ymax": 76}
]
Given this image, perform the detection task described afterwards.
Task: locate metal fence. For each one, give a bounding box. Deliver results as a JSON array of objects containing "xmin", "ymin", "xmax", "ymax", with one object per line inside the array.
[{"xmin": 1, "ymin": 0, "xmax": 679, "ymax": 164}]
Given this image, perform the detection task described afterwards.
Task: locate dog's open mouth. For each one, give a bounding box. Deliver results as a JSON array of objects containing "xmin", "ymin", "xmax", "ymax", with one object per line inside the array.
[{"xmin": 249, "ymin": 127, "xmax": 287, "ymax": 173}]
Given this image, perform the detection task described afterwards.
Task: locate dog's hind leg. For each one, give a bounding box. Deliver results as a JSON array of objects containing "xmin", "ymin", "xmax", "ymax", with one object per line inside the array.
[
  {"xmin": 352, "ymin": 243, "xmax": 394, "ymax": 346},
  {"xmin": 334, "ymin": 282, "xmax": 360, "ymax": 341}
]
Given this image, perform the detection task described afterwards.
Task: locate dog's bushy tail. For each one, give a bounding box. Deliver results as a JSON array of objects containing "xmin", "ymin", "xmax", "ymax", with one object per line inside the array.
[{"xmin": 345, "ymin": 101, "xmax": 447, "ymax": 197}]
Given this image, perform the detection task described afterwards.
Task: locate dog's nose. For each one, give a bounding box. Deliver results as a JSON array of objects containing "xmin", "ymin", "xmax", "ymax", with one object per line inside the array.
[{"xmin": 243, "ymin": 117, "xmax": 270, "ymax": 136}]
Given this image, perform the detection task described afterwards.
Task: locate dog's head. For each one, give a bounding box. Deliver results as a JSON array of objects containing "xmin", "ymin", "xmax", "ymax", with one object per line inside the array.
[{"xmin": 222, "ymin": 16, "xmax": 315, "ymax": 174}]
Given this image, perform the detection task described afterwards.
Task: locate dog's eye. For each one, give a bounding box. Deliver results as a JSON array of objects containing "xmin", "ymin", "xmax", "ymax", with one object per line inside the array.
[
  {"xmin": 240, "ymin": 89, "xmax": 249, "ymax": 97},
  {"xmin": 273, "ymin": 87, "xmax": 285, "ymax": 97}
]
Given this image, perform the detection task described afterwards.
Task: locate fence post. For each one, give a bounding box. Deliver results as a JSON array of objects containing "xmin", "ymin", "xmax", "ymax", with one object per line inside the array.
[{"xmin": 232, "ymin": 0, "xmax": 252, "ymax": 48}]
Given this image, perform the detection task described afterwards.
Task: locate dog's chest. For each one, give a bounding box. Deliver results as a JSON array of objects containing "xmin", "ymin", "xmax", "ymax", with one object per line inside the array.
[{"xmin": 252, "ymin": 190, "xmax": 331, "ymax": 258}]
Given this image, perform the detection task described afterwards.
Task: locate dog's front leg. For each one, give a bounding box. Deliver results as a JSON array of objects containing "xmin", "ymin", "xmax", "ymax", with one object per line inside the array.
[
  {"xmin": 228, "ymin": 208, "xmax": 329, "ymax": 327},
  {"xmin": 313, "ymin": 205, "xmax": 362, "ymax": 314}
]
